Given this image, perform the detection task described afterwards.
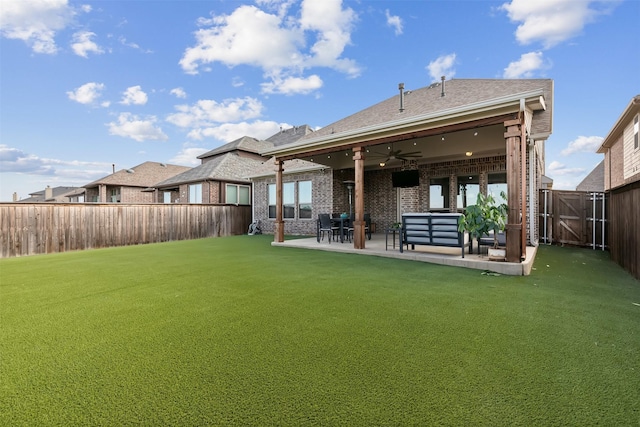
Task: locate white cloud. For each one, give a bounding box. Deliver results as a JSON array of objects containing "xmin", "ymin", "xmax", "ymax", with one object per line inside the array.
[
  {"xmin": 0, "ymin": 144, "xmax": 110, "ymax": 178},
  {"xmin": 71, "ymin": 30, "xmax": 103, "ymax": 57},
  {"xmin": 503, "ymin": 51, "xmax": 546, "ymax": 78},
  {"xmin": 0, "ymin": 0, "xmax": 77, "ymax": 54},
  {"xmin": 547, "ymin": 160, "xmax": 585, "ymax": 176},
  {"xmin": 561, "ymin": 135, "xmax": 604, "ymax": 155},
  {"xmin": 120, "ymin": 86, "xmax": 148, "ymax": 105},
  {"xmin": 187, "ymin": 120, "xmax": 288, "ymax": 143},
  {"xmin": 169, "ymin": 144, "xmax": 210, "ymax": 166},
  {"xmin": 180, "ymin": 5, "xmax": 304, "ymax": 74},
  {"xmin": 107, "ymin": 113, "xmax": 168, "ymax": 142},
  {"xmin": 385, "ymin": 9, "xmax": 403, "ymax": 35},
  {"xmin": 67, "ymin": 82, "xmax": 106, "ymax": 105},
  {"xmin": 261, "ymin": 74, "xmax": 323, "ymax": 95},
  {"xmin": 426, "ymin": 53, "xmax": 456, "ymax": 82},
  {"xmin": 500, "ymin": 0, "xmax": 616, "ymax": 49},
  {"xmin": 166, "ymin": 97, "xmax": 264, "ymax": 129},
  {"xmin": 179, "ymin": 0, "xmax": 359, "ymax": 95},
  {"xmin": 170, "ymin": 87, "xmax": 187, "ymax": 99}
]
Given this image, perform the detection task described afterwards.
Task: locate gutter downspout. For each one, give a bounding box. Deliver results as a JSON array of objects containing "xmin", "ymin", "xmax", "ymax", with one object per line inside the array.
[{"xmin": 529, "ymin": 141, "xmax": 537, "ymax": 247}]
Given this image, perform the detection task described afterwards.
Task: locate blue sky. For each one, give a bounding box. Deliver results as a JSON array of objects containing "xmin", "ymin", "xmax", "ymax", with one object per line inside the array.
[{"xmin": 1, "ymin": 0, "xmax": 638, "ymax": 201}]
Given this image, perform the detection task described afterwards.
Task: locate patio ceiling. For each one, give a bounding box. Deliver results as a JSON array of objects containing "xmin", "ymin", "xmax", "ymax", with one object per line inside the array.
[{"xmin": 302, "ymin": 122, "xmax": 508, "ymax": 170}]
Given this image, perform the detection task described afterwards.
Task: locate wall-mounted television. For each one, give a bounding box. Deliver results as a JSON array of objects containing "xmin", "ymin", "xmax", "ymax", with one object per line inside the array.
[{"xmin": 392, "ymin": 169, "xmax": 420, "ymax": 188}]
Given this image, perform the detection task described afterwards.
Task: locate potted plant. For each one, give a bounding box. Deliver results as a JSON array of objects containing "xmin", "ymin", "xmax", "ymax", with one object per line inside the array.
[{"xmin": 458, "ymin": 192, "xmax": 508, "ymax": 260}]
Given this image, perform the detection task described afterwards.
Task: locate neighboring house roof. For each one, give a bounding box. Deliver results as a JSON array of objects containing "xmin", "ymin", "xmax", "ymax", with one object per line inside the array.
[
  {"xmin": 576, "ymin": 160, "xmax": 605, "ymax": 192},
  {"xmin": 84, "ymin": 161, "xmax": 191, "ymax": 188},
  {"xmin": 155, "ymin": 153, "xmax": 265, "ymax": 187},
  {"xmin": 597, "ymin": 95, "xmax": 640, "ymax": 153},
  {"xmin": 197, "ymin": 136, "xmax": 275, "ymax": 160},
  {"xmin": 17, "ymin": 186, "xmax": 81, "ymax": 202},
  {"xmin": 541, "ymin": 175, "xmax": 554, "ymax": 189},
  {"xmin": 267, "ymin": 125, "xmax": 314, "ymax": 146}
]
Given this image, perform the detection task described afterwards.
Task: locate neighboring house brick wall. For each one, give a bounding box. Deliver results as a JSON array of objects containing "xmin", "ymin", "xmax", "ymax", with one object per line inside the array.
[{"xmin": 121, "ymin": 187, "xmax": 153, "ymax": 203}]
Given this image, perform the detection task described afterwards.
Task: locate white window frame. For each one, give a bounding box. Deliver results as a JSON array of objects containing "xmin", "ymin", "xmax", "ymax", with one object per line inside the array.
[
  {"xmin": 189, "ymin": 183, "xmax": 202, "ymax": 204},
  {"xmin": 226, "ymin": 184, "xmax": 250, "ymax": 205},
  {"xmin": 634, "ymin": 114, "xmax": 638, "ymax": 150}
]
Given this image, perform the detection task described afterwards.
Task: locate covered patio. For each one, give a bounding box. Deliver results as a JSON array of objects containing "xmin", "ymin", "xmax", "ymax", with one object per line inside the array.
[{"xmin": 261, "ymin": 79, "xmax": 553, "ymax": 267}]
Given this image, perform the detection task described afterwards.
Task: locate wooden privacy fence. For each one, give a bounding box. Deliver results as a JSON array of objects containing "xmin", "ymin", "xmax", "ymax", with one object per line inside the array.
[
  {"xmin": 0, "ymin": 203, "xmax": 252, "ymax": 258},
  {"xmin": 607, "ymin": 181, "xmax": 640, "ymax": 280},
  {"xmin": 538, "ymin": 190, "xmax": 608, "ymax": 249}
]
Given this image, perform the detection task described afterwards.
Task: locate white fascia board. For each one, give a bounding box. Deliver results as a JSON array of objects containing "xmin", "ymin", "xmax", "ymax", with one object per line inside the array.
[{"xmin": 263, "ymin": 89, "xmax": 546, "ymax": 157}]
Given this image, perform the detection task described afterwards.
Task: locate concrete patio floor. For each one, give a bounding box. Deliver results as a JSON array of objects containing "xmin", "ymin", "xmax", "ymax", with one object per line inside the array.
[{"xmin": 272, "ymin": 232, "xmax": 537, "ymax": 276}]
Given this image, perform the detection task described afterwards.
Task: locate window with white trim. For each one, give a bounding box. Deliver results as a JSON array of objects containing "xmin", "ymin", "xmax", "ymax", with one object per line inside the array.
[
  {"xmin": 163, "ymin": 191, "xmax": 172, "ymax": 204},
  {"xmin": 189, "ymin": 183, "xmax": 202, "ymax": 203},
  {"xmin": 634, "ymin": 114, "xmax": 638, "ymax": 150},
  {"xmin": 226, "ymin": 184, "xmax": 250, "ymax": 205}
]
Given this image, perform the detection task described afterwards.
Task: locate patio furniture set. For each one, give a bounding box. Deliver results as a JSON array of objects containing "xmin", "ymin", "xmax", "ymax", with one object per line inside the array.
[{"xmin": 317, "ymin": 213, "xmax": 372, "ymax": 243}]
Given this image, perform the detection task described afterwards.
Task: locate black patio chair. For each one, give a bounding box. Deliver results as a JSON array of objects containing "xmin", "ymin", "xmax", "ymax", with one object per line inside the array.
[{"xmin": 318, "ymin": 214, "xmax": 339, "ymax": 243}]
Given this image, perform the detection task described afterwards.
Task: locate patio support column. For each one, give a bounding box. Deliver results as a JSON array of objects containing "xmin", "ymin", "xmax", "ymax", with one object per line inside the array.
[
  {"xmin": 274, "ymin": 159, "xmax": 284, "ymax": 243},
  {"xmin": 504, "ymin": 118, "xmax": 523, "ymax": 263},
  {"xmin": 353, "ymin": 147, "xmax": 365, "ymax": 249}
]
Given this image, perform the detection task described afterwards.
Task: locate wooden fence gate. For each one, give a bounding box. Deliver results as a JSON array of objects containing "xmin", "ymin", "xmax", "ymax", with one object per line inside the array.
[{"xmin": 539, "ymin": 190, "xmax": 608, "ymax": 249}]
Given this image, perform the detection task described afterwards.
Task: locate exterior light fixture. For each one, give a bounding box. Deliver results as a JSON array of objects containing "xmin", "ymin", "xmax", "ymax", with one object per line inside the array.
[
  {"xmin": 466, "ymin": 151, "xmax": 473, "ymax": 157},
  {"xmin": 379, "ymin": 162, "xmax": 386, "ymax": 167}
]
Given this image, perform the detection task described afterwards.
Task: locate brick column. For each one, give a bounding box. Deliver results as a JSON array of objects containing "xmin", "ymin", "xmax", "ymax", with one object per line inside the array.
[{"xmin": 505, "ymin": 118, "xmax": 522, "ymax": 263}]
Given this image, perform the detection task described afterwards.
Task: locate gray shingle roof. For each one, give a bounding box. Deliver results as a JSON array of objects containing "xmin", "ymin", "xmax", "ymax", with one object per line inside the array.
[
  {"xmin": 155, "ymin": 153, "xmax": 266, "ymax": 187},
  {"xmin": 197, "ymin": 136, "xmax": 274, "ymax": 159},
  {"xmin": 84, "ymin": 161, "xmax": 191, "ymax": 188},
  {"xmin": 576, "ymin": 160, "xmax": 605, "ymax": 192},
  {"xmin": 297, "ymin": 79, "xmax": 553, "ymax": 143},
  {"xmin": 266, "ymin": 125, "xmax": 314, "ymax": 146},
  {"xmin": 18, "ymin": 186, "xmax": 82, "ymax": 202}
]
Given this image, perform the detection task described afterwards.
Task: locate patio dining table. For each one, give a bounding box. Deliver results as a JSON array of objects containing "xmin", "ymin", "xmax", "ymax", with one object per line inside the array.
[{"xmin": 331, "ymin": 216, "xmax": 350, "ymax": 243}]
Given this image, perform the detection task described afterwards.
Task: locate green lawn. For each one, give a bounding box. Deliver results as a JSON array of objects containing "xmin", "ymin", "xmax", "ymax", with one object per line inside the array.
[{"xmin": 1, "ymin": 235, "xmax": 639, "ymax": 425}]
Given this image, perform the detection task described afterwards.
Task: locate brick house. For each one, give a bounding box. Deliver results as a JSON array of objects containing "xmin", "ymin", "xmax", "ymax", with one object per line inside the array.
[
  {"xmin": 83, "ymin": 161, "xmax": 190, "ymax": 203},
  {"xmin": 15, "ymin": 186, "xmax": 82, "ymax": 203},
  {"xmin": 260, "ymin": 78, "xmax": 554, "ymax": 263},
  {"xmin": 152, "ymin": 129, "xmax": 313, "ymax": 204}
]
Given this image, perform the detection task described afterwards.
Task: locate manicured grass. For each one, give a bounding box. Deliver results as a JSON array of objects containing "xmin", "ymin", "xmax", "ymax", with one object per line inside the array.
[{"xmin": 1, "ymin": 236, "xmax": 639, "ymax": 425}]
